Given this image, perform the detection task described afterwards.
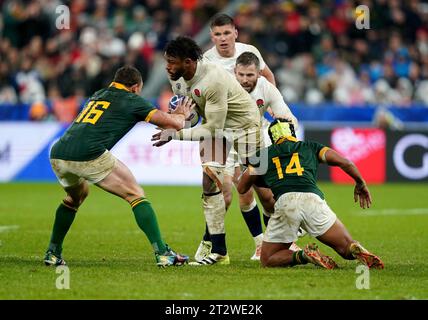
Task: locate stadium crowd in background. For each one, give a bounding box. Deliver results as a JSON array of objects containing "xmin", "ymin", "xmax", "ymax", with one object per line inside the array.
[
  {"xmin": 233, "ymin": 0, "xmax": 428, "ymax": 106},
  {"xmin": 1, "ymin": 0, "xmax": 428, "ymax": 122}
]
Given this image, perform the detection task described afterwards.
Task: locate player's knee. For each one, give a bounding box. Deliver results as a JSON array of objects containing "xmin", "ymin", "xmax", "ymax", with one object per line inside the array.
[
  {"xmin": 124, "ymin": 185, "xmax": 145, "ymax": 203},
  {"xmin": 64, "ymin": 194, "xmax": 85, "ymax": 210},
  {"xmin": 65, "ymin": 184, "xmax": 89, "ymax": 209},
  {"xmin": 203, "ymin": 177, "xmax": 218, "ymax": 194},
  {"xmin": 202, "ymin": 165, "xmax": 224, "ymax": 194},
  {"xmin": 80, "ymin": 183, "xmax": 89, "ymax": 201},
  {"xmin": 261, "ymin": 254, "xmax": 273, "ymax": 267}
]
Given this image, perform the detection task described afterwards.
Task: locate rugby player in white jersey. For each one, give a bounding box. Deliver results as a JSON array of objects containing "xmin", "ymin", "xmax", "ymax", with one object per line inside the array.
[
  {"xmin": 154, "ymin": 36, "xmax": 264, "ymax": 265},
  {"xmin": 194, "ymin": 14, "xmax": 300, "ymax": 261},
  {"xmin": 190, "ymin": 14, "xmax": 274, "ymax": 261}
]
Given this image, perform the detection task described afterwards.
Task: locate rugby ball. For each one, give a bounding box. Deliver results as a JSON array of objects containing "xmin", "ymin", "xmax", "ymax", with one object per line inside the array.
[{"xmin": 168, "ymin": 94, "xmax": 201, "ymax": 128}]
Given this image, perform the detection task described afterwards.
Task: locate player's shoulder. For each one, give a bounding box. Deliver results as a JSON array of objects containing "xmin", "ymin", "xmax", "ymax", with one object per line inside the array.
[
  {"xmin": 203, "ymin": 46, "xmax": 217, "ymax": 60},
  {"xmin": 256, "ymin": 76, "xmax": 271, "ymax": 90},
  {"xmin": 235, "ymin": 42, "xmax": 260, "ymax": 54},
  {"xmin": 91, "ymin": 87, "xmax": 108, "ymax": 99},
  {"xmin": 203, "ymin": 60, "xmax": 228, "ymax": 78},
  {"xmin": 119, "ymin": 91, "xmax": 153, "ymax": 109},
  {"xmin": 300, "ymin": 139, "xmax": 326, "ymax": 151},
  {"xmin": 255, "ymin": 76, "xmax": 277, "ymax": 97}
]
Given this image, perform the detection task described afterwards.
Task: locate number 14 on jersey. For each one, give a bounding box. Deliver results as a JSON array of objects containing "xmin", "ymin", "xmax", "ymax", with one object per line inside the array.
[{"xmin": 272, "ymin": 153, "xmax": 304, "ymax": 179}]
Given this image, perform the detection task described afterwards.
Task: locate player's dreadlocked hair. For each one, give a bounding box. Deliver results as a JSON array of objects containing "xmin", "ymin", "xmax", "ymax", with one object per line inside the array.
[
  {"xmin": 268, "ymin": 118, "xmax": 296, "ymax": 144},
  {"xmin": 164, "ymin": 36, "xmax": 203, "ymax": 61},
  {"xmin": 236, "ymin": 52, "xmax": 260, "ymax": 70},
  {"xmin": 210, "ymin": 13, "xmax": 235, "ymax": 28}
]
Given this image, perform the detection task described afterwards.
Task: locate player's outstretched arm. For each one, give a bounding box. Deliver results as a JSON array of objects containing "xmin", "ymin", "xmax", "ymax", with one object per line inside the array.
[
  {"xmin": 149, "ymin": 96, "xmax": 194, "ymax": 130},
  {"xmin": 324, "ymin": 148, "xmax": 372, "ymax": 209},
  {"xmin": 237, "ymin": 166, "xmax": 259, "ymax": 194}
]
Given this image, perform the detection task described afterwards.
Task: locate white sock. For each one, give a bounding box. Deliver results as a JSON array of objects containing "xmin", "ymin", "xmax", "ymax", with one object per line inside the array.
[{"xmin": 253, "ymin": 234, "xmax": 263, "ymax": 247}]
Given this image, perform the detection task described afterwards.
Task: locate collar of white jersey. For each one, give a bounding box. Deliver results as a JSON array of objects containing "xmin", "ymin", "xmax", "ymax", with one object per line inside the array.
[{"xmin": 185, "ymin": 60, "xmax": 206, "ymax": 87}]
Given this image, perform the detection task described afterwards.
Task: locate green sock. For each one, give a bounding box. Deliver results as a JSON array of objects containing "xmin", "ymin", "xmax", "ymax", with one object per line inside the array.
[
  {"xmin": 290, "ymin": 250, "xmax": 308, "ymax": 266},
  {"xmin": 131, "ymin": 198, "xmax": 167, "ymax": 254},
  {"xmin": 48, "ymin": 203, "xmax": 77, "ymax": 255}
]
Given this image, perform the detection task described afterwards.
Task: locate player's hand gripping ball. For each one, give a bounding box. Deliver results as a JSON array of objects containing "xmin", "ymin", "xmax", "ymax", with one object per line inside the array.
[{"xmin": 168, "ymin": 94, "xmax": 201, "ymax": 127}]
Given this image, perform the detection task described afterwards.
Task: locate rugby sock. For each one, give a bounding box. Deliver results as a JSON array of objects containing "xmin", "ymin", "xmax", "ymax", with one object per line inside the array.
[
  {"xmin": 262, "ymin": 212, "xmax": 270, "ymax": 227},
  {"xmin": 210, "ymin": 233, "xmax": 227, "ymax": 256},
  {"xmin": 131, "ymin": 198, "xmax": 167, "ymax": 254},
  {"xmin": 48, "ymin": 202, "xmax": 77, "ymax": 255},
  {"xmin": 254, "ymin": 234, "xmax": 263, "ymax": 247},
  {"xmin": 241, "ymin": 200, "xmax": 263, "ymax": 237},
  {"xmin": 290, "ymin": 250, "xmax": 308, "ymax": 266},
  {"xmin": 203, "ymin": 223, "xmax": 211, "ymax": 242}
]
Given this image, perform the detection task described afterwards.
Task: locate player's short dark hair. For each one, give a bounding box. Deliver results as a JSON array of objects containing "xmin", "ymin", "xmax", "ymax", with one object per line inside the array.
[
  {"xmin": 164, "ymin": 36, "xmax": 203, "ymax": 61},
  {"xmin": 236, "ymin": 52, "xmax": 260, "ymax": 70},
  {"xmin": 210, "ymin": 13, "xmax": 235, "ymax": 28},
  {"xmin": 113, "ymin": 66, "xmax": 142, "ymax": 87}
]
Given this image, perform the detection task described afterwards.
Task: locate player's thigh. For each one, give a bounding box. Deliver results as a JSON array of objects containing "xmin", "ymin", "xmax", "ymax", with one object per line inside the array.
[
  {"xmin": 316, "ymin": 218, "xmax": 354, "ymax": 253},
  {"xmin": 96, "ymin": 158, "xmax": 144, "ymax": 202},
  {"xmin": 254, "ymin": 185, "xmax": 275, "ymax": 213},
  {"xmin": 264, "ymin": 194, "xmax": 301, "ymax": 244},
  {"xmin": 199, "ymin": 137, "xmax": 228, "ymax": 165},
  {"xmin": 300, "ymin": 193, "xmax": 337, "ymax": 238}
]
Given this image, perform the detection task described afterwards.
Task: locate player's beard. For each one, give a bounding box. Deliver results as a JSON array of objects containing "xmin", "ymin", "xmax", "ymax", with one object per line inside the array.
[{"xmin": 169, "ymin": 67, "xmax": 184, "ymax": 81}]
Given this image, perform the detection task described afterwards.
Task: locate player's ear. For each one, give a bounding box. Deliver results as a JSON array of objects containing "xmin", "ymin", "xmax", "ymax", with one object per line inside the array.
[
  {"xmin": 234, "ymin": 28, "xmax": 238, "ymax": 40},
  {"xmin": 130, "ymin": 82, "xmax": 142, "ymax": 94}
]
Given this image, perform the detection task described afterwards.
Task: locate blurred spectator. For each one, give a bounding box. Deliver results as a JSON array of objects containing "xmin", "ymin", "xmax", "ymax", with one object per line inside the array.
[
  {"xmin": 0, "ymin": 61, "xmax": 18, "ymax": 104},
  {"xmin": 0, "ymin": 0, "xmax": 427, "ymax": 121},
  {"xmin": 15, "ymin": 57, "xmax": 46, "ymax": 104},
  {"xmin": 49, "ymin": 85, "xmax": 83, "ymax": 123},
  {"xmin": 29, "ymin": 101, "xmax": 49, "ymax": 121}
]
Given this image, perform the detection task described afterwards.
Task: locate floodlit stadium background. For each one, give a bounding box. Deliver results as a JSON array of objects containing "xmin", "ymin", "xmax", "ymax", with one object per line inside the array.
[
  {"xmin": 1, "ymin": 0, "xmax": 427, "ymax": 184},
  {"xmin": 1, "ymin": 0, "xmax": 428, "ymax": 301}
]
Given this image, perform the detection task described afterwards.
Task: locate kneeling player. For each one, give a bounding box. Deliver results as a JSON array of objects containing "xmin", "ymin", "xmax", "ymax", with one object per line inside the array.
[{"xmin": 237, "ymin": 118, "xmax": 384, "ymax": 269}]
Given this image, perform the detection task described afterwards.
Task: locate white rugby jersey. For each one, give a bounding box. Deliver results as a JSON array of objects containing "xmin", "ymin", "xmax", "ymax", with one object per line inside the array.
[
  {"xmin": 250, "ymin": 76, "xmax": 297, "ymax": 126},
  {"xmin": 250, "ymin": 76, "xmax": 298, "ymax": 146},
  {"xmin": 203, "ymin": 42, "xmax": 266, "ymax": 75},
  {"xmin": 171, "ymin": 60, "xmax": 260, "ymax": 140}
]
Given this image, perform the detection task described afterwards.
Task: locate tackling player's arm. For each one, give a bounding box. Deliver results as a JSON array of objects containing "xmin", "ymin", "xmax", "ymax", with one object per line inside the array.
[
  {"xmin": 237, "ymin": 165, "xmax": 266, "ymax": 194},
  {"xmin": 321, "ymin": 147, "xmax": 372, "ymax": 209},
  {"xmin": 149, "ymin": 96, "xmax": 194, "ymax": 130}
]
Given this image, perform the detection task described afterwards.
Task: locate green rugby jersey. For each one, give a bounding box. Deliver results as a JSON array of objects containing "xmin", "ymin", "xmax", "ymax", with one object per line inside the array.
[
  {"xmin": 50, "ymin": 82, "xmax": 157, "ymax": 161},
  {"xmin": 255, "ymin": 136, "xmax": 330, "ymax": 200}
]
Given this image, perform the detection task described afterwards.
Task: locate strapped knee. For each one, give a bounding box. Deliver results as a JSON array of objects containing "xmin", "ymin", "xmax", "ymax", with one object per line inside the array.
[{"xmin": 202, "ymin": 163, "xmax": 225, "ymax": 194}]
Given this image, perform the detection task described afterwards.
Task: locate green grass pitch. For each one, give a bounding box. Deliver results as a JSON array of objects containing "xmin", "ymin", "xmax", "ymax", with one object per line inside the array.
[{"xmin": 0, "ymin": 183, "xmax": 427, "ymax": 300}]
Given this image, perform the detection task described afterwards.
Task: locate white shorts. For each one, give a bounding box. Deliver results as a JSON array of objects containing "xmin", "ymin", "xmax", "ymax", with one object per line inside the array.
[
  {"xmin": 264, "ymin": 192, "xmax": 337, "ymax": 244},
  {"xmin": 225, "ymin": 148, "xmax": 240, "ymax": 177},
  {"xmin": 50, "ymin": 150, "xmax": 116, "ymax": 187}
]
